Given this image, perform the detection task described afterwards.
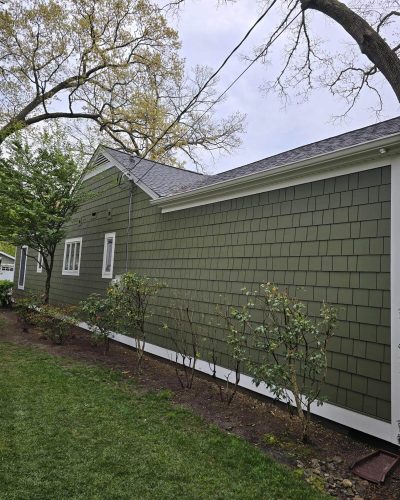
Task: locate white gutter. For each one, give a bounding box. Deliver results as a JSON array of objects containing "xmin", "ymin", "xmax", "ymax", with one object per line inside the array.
[{"xmin": 151, "ymin": 132, "xmax": 400, "ymax": 213}]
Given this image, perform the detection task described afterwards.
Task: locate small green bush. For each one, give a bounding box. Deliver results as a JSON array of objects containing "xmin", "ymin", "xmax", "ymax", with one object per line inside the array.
[
  {"xmin": 228, "ymin": 283, "xmax": 337, "ymax": 443},
  {"xmin": 107, "ymin": 272, "xmax": 165, "ymax": 370},
  {"xmin": 0, "ymin": 280, "xmax": 13, "ymax": 307},
  {"xmin": 15, "ymin": 294, "xmax": 41, "ymax": 331},
  {"xmin": 80, "ymin": 294, "xmax": 114, "ymax": 353},
  {"xmin": 34, "ymin": 305, "xmax": 77, "ymax": 345}
]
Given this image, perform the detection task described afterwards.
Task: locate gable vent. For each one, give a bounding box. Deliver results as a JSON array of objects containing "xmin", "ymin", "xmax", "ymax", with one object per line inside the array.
[{"xmin": 93, "ymin": 153, "xmax": 108, "ymax": 167}]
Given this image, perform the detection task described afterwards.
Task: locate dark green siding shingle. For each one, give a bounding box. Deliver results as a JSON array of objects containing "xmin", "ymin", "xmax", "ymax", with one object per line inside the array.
[{"xmin": 16, "ymin": 165, "xmax": 392, "ymax": 422}]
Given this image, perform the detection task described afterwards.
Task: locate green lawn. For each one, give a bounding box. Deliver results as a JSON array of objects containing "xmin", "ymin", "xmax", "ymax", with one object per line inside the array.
[{"xmin": 0, "ymin": 342, "xmax": 326, "ymax": 499}]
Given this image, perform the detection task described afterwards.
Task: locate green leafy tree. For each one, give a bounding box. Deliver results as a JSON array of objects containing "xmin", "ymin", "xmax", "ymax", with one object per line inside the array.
[
  {"xmin": 0, "ymin": 242, "xmax": 15, "ymax": 256},
  {"xmin": 0, "ymin": 0, "xmax": 244, "ymax": 168},
  {"xmin": 0, "ymin": 133, "xmax": 87, "ymax": 303}
]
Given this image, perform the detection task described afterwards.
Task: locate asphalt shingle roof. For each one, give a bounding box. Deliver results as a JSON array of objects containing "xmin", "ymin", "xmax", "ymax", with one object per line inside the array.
[
  {"xmin": 104, "ymin": 147, "xmax": 204, "ymax": 198},
  {"xmin": 105, "ymin": 117, "xmax": 400, "ymax": 198}
]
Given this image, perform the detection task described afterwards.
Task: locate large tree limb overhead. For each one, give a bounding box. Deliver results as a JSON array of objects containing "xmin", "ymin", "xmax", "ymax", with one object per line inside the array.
[
  {"xmin": 301, "ymin": 0, "xmax": 400, "ymax": 101},
  {"xmin": 0, "ymin": 0, "xmax": 245, "ymax": 168}
]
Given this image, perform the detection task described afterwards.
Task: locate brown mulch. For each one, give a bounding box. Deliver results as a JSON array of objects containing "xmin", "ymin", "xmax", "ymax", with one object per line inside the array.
[{"xmin": 1, "ymin": 308, "xmax": 399, "ymax": 500}]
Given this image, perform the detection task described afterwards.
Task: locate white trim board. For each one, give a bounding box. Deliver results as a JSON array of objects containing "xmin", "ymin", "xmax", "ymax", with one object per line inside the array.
[
  {"xmin": 77, "ymin": 321, "xmax": 395, "ymax": 444},
  {"xmin": 391, "ymin": 160, "xmax": 400, "ymax": 445},
  {"xmin": 17, "ymin": 246, "xmax": 28, "ymax": 290},
  {"xmin": 0, "ymin": 251, "xmax": 15, "ymax": 261},
  {"xmin": 154, "ymin": 154, "xmax": 396, "ymax": 213}
]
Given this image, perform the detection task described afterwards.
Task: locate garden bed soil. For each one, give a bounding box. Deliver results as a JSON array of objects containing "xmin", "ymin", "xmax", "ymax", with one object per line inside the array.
[{"xmin": 1, "ymin": 308, "xmax": 399, "ymax": 500}]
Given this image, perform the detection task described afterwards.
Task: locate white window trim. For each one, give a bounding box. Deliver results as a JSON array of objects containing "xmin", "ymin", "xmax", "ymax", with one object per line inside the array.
[
  {"xmin": 102, "ymin": 232, "xmax": 116, "ymax": 279},
  {"xmin": 18, "ymin": 245, "xmax": 28, "ymax": 290},
  {"xmin": 62, "ymin": 237, "xmax": 82, "ymax": 276},
  {"xmin": 37, "ymin": 251, "xmax": 43, "ymax": 273}
]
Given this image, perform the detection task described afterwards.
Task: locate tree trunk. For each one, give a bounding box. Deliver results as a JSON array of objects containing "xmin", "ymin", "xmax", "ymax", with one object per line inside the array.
[
  {"xmin": 301, "ymin": 0, "xmax": 400, "ymax": 102},
  {"xmin": 43, "ymin": 258, "xmax": 53, "ymax": 305},
  {"xmin": 43, "ymin": 272, "xmax": 51, "ymax": 305}
]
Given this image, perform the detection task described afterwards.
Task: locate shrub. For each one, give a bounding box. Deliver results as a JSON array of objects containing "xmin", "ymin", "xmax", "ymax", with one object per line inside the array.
[
  {"xmin": 219, "ymin": 305, "xmax": 249, "ymax": 405},
  {"xmin": 0, "ymin": 280, "xmax": 13, "ymax": 307},
  {"xmin": 34, "ymin": 305, "xmax": 77, "ymax": 345},
  {"xmin": 107, "ymin": 272, "xmax": 164, "ymax": 370},
  {"xmin": 80, "ymin": 294, "xmax": 114, "ymax": 354},
  {"xmin": 15, "ymin": 294, "xmax": 42, "ymax": 331},
  {"xmin": 229, "ymin": 283, "xmax": 337, "ymax": 443},
  {"xmin": 163, "ymin": 297, "xmax": 202, "ymax": 389}
]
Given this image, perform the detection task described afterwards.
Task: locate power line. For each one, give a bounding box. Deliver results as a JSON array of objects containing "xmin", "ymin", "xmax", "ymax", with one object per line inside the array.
[{"xmin": 130, "ymin": 3, "xmax": 276, "ymax": 183}]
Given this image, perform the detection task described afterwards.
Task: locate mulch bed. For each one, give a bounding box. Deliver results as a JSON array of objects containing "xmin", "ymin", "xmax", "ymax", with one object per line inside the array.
[{"xmin": 1, "ymin": 308, "xmax": 399, "ymax": 500}]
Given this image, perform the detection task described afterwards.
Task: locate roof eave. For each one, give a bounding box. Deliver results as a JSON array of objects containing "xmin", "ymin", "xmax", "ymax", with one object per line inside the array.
[
  {"xmin": 151, "ymin": 132, "xmax": 400, "ymax": 213},
  {"xmin": 0, "ymin": 251, "xmax": 15, "ymax": 260},
  {"xmin": 93, "ymin": 146, "xmax": 161, "ymax": 200}
]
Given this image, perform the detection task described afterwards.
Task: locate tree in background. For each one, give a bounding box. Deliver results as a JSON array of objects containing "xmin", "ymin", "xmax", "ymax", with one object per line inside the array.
[
  {"xmin": 0, "ymin": 133, "xmax": 87, "ymax": 303},
  {"xmin": 0, "ymin": 0, "xmax": 244, "ymax": 168},
  {"xmin": 171, "ymin": 0, "xmax": 400, "ymax": 115},
  {"xmin": 0, "ymin": 242, "xmax": 15, "ymax": 256}
]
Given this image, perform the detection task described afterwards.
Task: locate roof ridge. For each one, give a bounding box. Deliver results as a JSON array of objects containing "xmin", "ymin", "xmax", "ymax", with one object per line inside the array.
[{"xmin": 212, "ymin": 116, "xmax": 400, "ymax": 179}]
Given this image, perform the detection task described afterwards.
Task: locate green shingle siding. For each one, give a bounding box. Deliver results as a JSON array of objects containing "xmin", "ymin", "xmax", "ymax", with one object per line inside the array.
[{"xmin": 16, "ymin": 165, "xmax": 392, "ymax": 422}]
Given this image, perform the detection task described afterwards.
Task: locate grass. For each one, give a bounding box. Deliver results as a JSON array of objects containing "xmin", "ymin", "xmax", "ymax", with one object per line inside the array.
[{"xmin": 0, "ymin": 341, "xmax": 327, "ymax": 499}]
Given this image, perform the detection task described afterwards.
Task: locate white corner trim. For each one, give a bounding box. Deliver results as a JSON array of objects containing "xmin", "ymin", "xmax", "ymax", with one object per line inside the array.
[
  {"xmin": 391, "ymin": 160, "xmax": 400, "ymax": 446},
  {"xmin": 77, "ymin": 321, "xmax": 395, "ymax": 444},
  {"xmin": 62, "ymin": 237, "xmax": 83, "ymax": 276},
  {"xmin": 153, "ymin": 139, "xmax": 400, "ymax": 213},
  {"xmin": 102, "ymin": 232, "xmax": 116, "ymax": 279},
  {"xmin": 17, "ymin": 245, "xmax": 28, "ymax": 290}
]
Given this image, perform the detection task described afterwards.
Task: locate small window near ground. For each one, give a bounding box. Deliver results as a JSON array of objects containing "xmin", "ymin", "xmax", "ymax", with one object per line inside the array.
[
  {"xmin": 37, "ymin": 251, "xmax": 43, "ymax": 273},
  {"xmin": 62, "ymin": 238, "xmax": 82, "ymax": 276},
  {"xmin": 102, "ymin": 232, "xmax": 116, "ymax": 279},
  {"xmin": 18, "ymin": 245, "xmax": 28, "ymax": 290}
]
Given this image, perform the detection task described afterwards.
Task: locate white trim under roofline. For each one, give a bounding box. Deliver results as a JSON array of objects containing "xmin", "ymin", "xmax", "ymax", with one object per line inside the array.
[
  {"xmin": 76, "ymin": 320, "xmax": 395, "ymax": 444},
  {"xmin": 152, "ymin": 133, "xmax": 400, "ymax": 213},
  {"xmin": 391, "ymin": 158, "xmax": 400, "ymax": 446},
  {"xmin": 0, "ymin": 251, "xmax": 15, "ymax": 261},
  {"xmin": 84, "ymin": 146, "xmax": 160, "ymax": 200}
]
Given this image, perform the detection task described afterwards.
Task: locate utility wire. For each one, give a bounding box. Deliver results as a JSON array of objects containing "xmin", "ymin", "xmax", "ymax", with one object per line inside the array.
[
  {"xmin": 134, "ymin": 7, "xmax": 302, "ymax": 186},
  {"xmin": 129, "ymin": 3, "xmax": 276, "ymax": 183}
]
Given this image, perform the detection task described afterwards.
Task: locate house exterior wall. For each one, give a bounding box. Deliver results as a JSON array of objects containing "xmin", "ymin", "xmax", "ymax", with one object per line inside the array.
[
  {"xmin": 0, "ymin": 254, "xmax": 15, "ymax": 265},
  {"xmin": 15, "ymin": 164, "xmax": 392, "ymax": 422}
]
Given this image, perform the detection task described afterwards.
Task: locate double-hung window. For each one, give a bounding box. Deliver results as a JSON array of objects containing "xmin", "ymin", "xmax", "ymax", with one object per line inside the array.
[
  {"xmin": 102, "ymin": 232, "xmax": 116, "ymax": 279},
  {"xmin": 18, "ymin": 245, "xmax": 28, "ymax": 290},
  {"xmin": 62, "ymin": 237, "xmax": 82, "ymax": 276}
]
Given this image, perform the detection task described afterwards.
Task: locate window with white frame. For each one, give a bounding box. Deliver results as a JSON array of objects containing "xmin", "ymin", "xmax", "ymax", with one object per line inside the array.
[
  {"xmin": 18, "ymin": 245, "xmax": 28, "ymax": 290},
  {"xmin": 102, "ymin": 232, "xmax": 116, "ymax": 279},
  {"xmin": 62, "ymin": 237, "xmax": 82, "ymax": 276},
  {"xmin": 37, "ymin": 251, "xmax": 43, "ymax": 273}
]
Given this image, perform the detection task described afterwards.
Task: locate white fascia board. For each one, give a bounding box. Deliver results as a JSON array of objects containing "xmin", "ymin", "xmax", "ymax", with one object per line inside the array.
[
  {"xmin": 76, "ymin": 320, "xmax": 395, "ymax": 444},
  {"xmin": 152, "ymin": 133, "xmax": 400, "ymax": 213},
  {"xmin": 88, "ymin": 146, "xmax": 160, "ymax": 200},
  {"xmin": 391, "ymin": 158, "xmax": 400, "ymax": 446},
  {"xmin": 0, "ymin": 251, "xmax": 15, "ymax": 261}
]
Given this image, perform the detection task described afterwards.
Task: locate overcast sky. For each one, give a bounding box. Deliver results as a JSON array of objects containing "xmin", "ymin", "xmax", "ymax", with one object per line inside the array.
[{"xmin": 167, "ymin": 0, "xmax": 400, "ymax": 174}]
